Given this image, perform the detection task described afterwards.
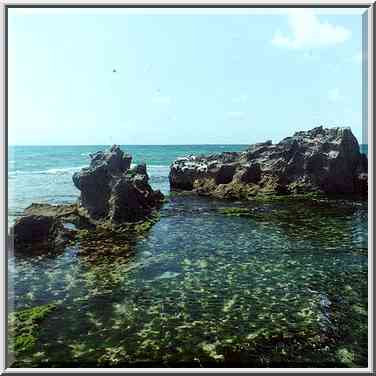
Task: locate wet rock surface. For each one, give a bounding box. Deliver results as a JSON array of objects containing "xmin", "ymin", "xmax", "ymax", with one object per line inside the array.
[{"xmin": 169, "ymin": 126, "xmax": 368, "ymax": 199}]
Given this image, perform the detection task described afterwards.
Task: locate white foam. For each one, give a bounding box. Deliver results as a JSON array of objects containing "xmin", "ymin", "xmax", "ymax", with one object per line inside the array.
[
  {"xmin": 44, "ymin": 165, "xmax": 87, "ymax": 174},
  {"xmin": 9, "ymin": 165, "xmax": 87, "ymax": 176},
  {"xmin": 9, "ymin": 164, "xmax": 170, "ymax": 177}
]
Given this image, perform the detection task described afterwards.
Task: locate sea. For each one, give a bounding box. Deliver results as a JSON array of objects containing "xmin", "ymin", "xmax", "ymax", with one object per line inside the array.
[{"xmin": 7, "ymin": 144, "xmax": 369, "ymax": 367}]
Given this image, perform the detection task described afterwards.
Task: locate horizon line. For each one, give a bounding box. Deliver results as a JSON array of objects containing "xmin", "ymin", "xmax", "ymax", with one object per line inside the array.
[{"xmin": 8, "ymin": 143, "xmax": 253, "ymax": 147}]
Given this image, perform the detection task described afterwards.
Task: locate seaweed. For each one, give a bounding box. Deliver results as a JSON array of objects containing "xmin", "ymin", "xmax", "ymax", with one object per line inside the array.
[
  {"xmin": 217, "ymin": 207, "xmax": 252, "ymax": 217},
  {"xmin": 9, "ymin": 303, "xmax": 57, "ymax": 361}
]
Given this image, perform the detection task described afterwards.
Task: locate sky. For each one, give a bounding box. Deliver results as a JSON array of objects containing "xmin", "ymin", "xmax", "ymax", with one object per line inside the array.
[{"xmin": 8, "ymin": 8, "xmax": 367, "ymax": 145}]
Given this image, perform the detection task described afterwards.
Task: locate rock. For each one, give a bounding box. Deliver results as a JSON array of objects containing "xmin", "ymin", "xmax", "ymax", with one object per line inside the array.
[
  {"xmin": 356, "ymin": 173, "xmax": 368, "ymax": 196},
  {"xmin": 89, "ymin": 144, "xmax": 132, "ymax": 173},
  {"xmin": 12, "ymin": 215, "xmax": 56, "ymax": 245},
  {"xmin": 19, "ymin": 203, "xmax": 89, "ymax": 228},
  {"xmin": 169, "ymin": 126, "xmax": 367, "ymax": 199},
  {"xmin": 73, "ymin": 145, "xmax": 164, "ymax": 224},
  {"xmin": 22, "ymin": 203, "xmax": 78, "ymax": 219},
  {"xmin": 233, "ymin": 163, "xmax": 261, "ymax": 184},
  {"xmin": 10, "ymin": 146, "xmax": 164, "ymax": 253},
  {"xmin": 10, "ymin": 204, "xmax": 77, "ymax": 253}
]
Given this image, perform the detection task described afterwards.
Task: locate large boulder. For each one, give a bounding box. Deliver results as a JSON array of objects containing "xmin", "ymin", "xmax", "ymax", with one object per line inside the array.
[
  {"xmin": 169, "ymin": 126, "xmax": 368, "ymax": 199},
  {"xmin": 73, "ymin": 145, "xmax": 164, "ymax": 224},
  {"xmin": 10, "ymin": 204, "xmax": 78, "ymax": 253}
]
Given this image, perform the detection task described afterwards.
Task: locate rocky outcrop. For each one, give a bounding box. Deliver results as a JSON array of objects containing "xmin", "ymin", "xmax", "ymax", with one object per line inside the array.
[
  {"xmin": 11, "ymin": 146, "xmax": 164, "ymax": 253},
  {"xmin": 72, "ymin": 145, "xmax": 164, "ymax": 224},
  {"xmin": 169, "ymin": 126, "xmax": 367, "ymax": 199}
]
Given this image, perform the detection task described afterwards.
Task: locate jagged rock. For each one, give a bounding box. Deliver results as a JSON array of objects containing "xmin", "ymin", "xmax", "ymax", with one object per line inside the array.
[
  {"xmin": 11, "ymin": 146, "xmax": 164, "ymax": 252},
  {"xmin": 89, "ymin": 144, "xmax": 132, "ymax": 173},
  {"xmin": 73, "ymin": 145, "xmax": 164, "ymax": 224},
  {"xmin": 169, "ymin": 126, "xmax": 368, "ymax": 199}
]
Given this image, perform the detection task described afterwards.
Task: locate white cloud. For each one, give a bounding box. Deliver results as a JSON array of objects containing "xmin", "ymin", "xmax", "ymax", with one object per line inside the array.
[
  {"xmin": 272, "ymin": 9, "xmax": 350, "ymax": 49},
  {"xmin": 328, "ymin": 88, "xmax": 341, "ymax": 102},
  {"xmin": 152, "ymin": 96, "xmax": 171, "ymax": 104}
]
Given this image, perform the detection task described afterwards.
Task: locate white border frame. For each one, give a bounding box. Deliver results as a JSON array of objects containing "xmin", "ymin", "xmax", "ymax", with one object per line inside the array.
[{"xmin": 0, "ymin": 1, "xmax": 374, "ymax": 374}]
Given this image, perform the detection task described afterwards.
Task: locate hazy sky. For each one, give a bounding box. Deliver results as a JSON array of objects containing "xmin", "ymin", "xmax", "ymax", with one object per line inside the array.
[{"xmin": 8, "ymin": 8, "xmax": 366, "ymax": 145}]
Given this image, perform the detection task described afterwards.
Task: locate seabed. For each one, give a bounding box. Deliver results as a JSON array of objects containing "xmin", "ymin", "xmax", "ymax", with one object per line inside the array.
[{"xmin": 8, "ymin": 194, "xmax": 368, "ymax": 368}]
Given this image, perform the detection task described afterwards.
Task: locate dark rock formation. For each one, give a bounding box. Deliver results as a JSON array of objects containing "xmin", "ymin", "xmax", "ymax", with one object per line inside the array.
[
  {"xmin": 11, "ymin": 146, "xmax": 164, "ymax": 253},
  {"xmin": 169, "ymin": 126, "xmax": 367, "ymax": 199},
  {"xmin": 10, "ymin": 204, "xmax": 78, "ymax": 253},
  {"xmin": 72, "ymin": 145, "xmax": 164, "ymax": 224}
]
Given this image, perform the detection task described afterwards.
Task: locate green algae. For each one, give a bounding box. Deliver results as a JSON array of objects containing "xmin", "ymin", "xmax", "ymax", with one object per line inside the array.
[
  {"xmin": 74, "ymin": 212, "xmax": 160, "ymax": 263},
  {"xmin": 76, "ymin": 212, "xmax": 160, "ymax": 243},
  {"xmin": 97, "ymin": 346, "xmax": 129, "ymax": 366},
  {"xmin": 217, "ymin": 198, "xmax": 365, "ymax": 249},
  {"xmin": 133, "ymin": 213, "xmax": 160, "ymax": 236},
  {"xmin": 7, "ymin": 208, "xmax": 165, "ymax": 366},
  {"xmin": 9, "ymin": 303, "xmax": 57, "ymax": 357},
  {"xmin": 218, "ymin": 207, "xmax": 252, "ymax": 217},
  {"xmin": 253, "ymin": 191, "xmax": 323, "ymax": 203},
  {"xmin": 71, "ymin": 212, "xmax": 162, "ymax": 296},
  {"xmin": 336, "ymin": 348, "xmax": 356, "ymax": 367}
]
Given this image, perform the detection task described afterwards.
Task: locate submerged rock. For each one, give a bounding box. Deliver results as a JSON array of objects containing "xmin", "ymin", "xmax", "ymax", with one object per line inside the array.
[
  {"xmin": 73, "ymin": 145, "xmax": 164, "ymax": 224},
  {"xmin": 169, "ymin": 126, "xmax": 368, "ymax": 199}
]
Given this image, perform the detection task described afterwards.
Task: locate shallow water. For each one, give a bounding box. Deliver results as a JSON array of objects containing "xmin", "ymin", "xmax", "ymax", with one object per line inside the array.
[{"xmin": 8, "ymin": 194, "xmax": 368, "ymax": 367}]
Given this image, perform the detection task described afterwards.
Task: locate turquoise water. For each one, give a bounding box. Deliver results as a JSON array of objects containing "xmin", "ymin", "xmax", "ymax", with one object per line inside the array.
[{"xmin": 8, "ymin": 145, "xmax": 368, "ymax": 367}]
